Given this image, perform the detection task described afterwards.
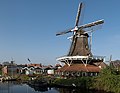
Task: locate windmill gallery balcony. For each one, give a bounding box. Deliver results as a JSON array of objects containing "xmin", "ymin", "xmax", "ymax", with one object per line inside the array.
[{"xmin": 55, "ymin": 55, "xmax": 106, "ymax": 78}]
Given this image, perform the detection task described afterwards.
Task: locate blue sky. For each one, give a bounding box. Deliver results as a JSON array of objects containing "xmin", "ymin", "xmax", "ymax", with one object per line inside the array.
[{"xmin": 0, "ymin": 0, "xmax": 119, "ymax": 65}]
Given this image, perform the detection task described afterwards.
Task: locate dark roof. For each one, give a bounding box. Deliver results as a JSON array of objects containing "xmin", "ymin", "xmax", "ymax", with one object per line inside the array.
[
  {"xmin": 93, "ymin": 61, "xmax": 107, "ymax": 68},
  {"xmin": 55, "ymin": 64, "xmax": 62, "ymax": 67},
  {"xmin": 110, "ymin": 60, "xmax": 120, "ymax": 68}
]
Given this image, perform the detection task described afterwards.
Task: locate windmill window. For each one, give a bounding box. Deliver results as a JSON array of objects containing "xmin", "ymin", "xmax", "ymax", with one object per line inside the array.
[
  {"xmin": 62, "ymin": 72, "xmax": 64, "ymax": 75},
  {"xmin": 77, "ymin": 72, "xmax": 80, "ymax": 76},
  {"xmin": 95, "ymin": 73, "xmax": 98, "ymax": 76},
  {"xmin": 86, "ymin": 45, "xmax": 88, "ymax": 49},
  {"xmin": 90, "ymin": 73, "xmax": 93, "ymax": 76},
  {"xmin": 82, "ymin": 72, "xmax": 85, "ymax": 76},
  {"xmin": 66, "ymin": 72, "xmax": 69, "ymax": 76}
]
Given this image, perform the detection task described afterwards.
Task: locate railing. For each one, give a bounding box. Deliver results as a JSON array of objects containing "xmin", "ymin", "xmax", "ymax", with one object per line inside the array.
[
  {"xmin": 56, "ymin": 55, "xmax": 105, "ymax": 61},
  {"xmin": 90, "ymin": 55, "xmax": 105, "ymax": 60}
]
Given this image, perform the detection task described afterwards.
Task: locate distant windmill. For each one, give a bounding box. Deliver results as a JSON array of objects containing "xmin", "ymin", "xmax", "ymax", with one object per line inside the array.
[
  {"xmin": 27, "ymin": 58, "xmax": 31, "ymax": 62},
  {"xmin": 11, "ymin": 57, "xmax": 15, "ymax": 64}
]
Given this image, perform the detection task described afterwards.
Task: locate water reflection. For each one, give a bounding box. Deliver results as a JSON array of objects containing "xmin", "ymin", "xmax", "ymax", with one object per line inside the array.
[
  {"xmin": 29, "ymin": 85, "xmax": 48, "ymax": 92},
  {"xmin": 55, "ymin": 88, "xmax": 109, "ymax": 93},
  {"xmin": 0, "ymin": 81, "xmax": 58, "ymax": 93},
  {"xmin": 0, "ymin": 81, "xmax": 110, "ymax": 93},
  {"xmin": 29, "ymin": 84, "xmax": 110, "ymax": 93}
]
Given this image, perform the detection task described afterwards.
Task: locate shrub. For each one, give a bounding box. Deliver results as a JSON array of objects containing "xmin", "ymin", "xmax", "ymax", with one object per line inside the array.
[
  {"xmin": 93, "ymin": 66, "xmax": 120, "ymax": 93},
  {"xmin": 54, "ymin": 77, "xmax": 93, "ymax": 89}
]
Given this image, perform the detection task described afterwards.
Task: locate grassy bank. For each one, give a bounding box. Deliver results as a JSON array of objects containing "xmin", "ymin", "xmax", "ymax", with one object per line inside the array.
[{"xmin": 53, "ymin": 77, "xmax": 93, "ymax": 89}]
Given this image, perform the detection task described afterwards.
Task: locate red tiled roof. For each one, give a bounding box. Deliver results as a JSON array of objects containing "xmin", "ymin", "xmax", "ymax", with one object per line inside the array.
[
  {"xmin": 56, "ymin": 64, "xmax": 100, "ymax": 72},
  {"xmin": 27, "ymin": 63, "xmax": 42, "ymax": 67}
]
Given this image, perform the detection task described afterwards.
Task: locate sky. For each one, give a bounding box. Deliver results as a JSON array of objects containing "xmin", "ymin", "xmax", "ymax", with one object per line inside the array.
[{"xmin": 0, "ymin": 0, "xmax": 119, "ymax": 65}]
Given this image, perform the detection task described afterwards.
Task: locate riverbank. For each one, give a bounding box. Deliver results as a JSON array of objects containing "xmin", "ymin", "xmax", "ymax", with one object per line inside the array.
[
  {"xmin": 53, "ymin": 67, "xmax": 120, "ymax": 93},
  {"xmin": 26, "ymin": 67, "xmax": 120, "ymax": 93},
  {"xmin": 1, "ymin": 66, "xmax": 120, "ymax": 93}
]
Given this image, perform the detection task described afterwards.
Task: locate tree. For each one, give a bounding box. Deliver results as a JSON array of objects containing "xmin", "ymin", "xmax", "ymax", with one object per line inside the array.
[{"xmin": 93, "ymin": 66, "xmax": 120, "ymax": 93}]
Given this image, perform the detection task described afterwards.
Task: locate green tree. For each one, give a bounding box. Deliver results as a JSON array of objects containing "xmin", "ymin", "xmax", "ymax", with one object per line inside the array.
[{"xmin": 93, "ymin": 66, "xmax": 120, "ymax": 93}]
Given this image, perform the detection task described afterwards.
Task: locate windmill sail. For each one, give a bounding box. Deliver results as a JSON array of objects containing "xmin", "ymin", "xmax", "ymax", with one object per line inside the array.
[
  {"xmin": 56, "ymin": 3, "xmax": 104, "ymax": 57},
  {"xmin": 68, "ymin": 20, "xmax": 104, "ymax": 56},
  {"xmin": 56, "ymin": 2, "xmax": 106, "ymax": 78},
  {"xmin": 75, "ymin": 3, "xmax": 83, "ymax": 27},
  {"xmin": 78, "ymin": 19, "xmax": 104, "ymax": 29}
]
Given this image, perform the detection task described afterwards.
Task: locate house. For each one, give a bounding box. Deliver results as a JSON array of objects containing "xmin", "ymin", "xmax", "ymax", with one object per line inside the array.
[
  {"xmin": 2, "ymin": 61, "xmax": 21, "ymax": 76},
  {"xmin": 42, "ymin": 65, "xmax": 53, "ymax": 75},
  {"xmin": 21, "ymin": 64, "xmax": 50, "ymax": 75},
  {"xmin": 2, "ymin": 65, "xmax": 19, "ymax": 76},
  {"xmin": 110, "ymin": 60, "xmax": 120, "ymax": 71},
  {"xmin": 34, "ymin": 67, "xmax": 43, "ymax": 74},
  {"xmin": 0, "ymin": 64, "xmax": 2, "ymax": 75},
  {"xmin": 55, "ymin": 64, "xmax": 62, "ymax": 70},
  {"xmin": 21, "ymin": 66, "xmax": 35, "ymax": 75}
]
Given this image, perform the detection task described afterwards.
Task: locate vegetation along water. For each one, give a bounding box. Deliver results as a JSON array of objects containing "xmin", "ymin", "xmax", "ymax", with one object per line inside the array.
[{"xmin": 1, "ymin": 66, "xmax": 120, "ymax": 93}]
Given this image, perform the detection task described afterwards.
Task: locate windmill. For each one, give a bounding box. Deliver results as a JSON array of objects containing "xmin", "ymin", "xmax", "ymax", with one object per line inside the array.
[{"xmin": 56, "ymin": 2, "xmax": 104, "ymax": 66}]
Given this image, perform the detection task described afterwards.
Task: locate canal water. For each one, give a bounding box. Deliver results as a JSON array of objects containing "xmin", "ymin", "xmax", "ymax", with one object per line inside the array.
[{"xmin": 0, "ymin": 82, "xmax": 109, "ymax": 93}]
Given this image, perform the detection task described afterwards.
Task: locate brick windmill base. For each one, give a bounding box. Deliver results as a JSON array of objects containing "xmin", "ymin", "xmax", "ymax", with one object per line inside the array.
[{"xmin": 55, "ymin": 55, "xmax": 106, "ymax": 78}]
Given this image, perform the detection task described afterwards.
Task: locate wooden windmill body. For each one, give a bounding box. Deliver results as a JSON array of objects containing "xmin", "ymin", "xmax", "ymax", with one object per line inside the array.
[
  {"xmin": 68, "ymin": 30, "xmax": 91, "ymax": 56},
  {"xmin": 56, "ymin": 3, "xmax": 106, "ymax": 77}
]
